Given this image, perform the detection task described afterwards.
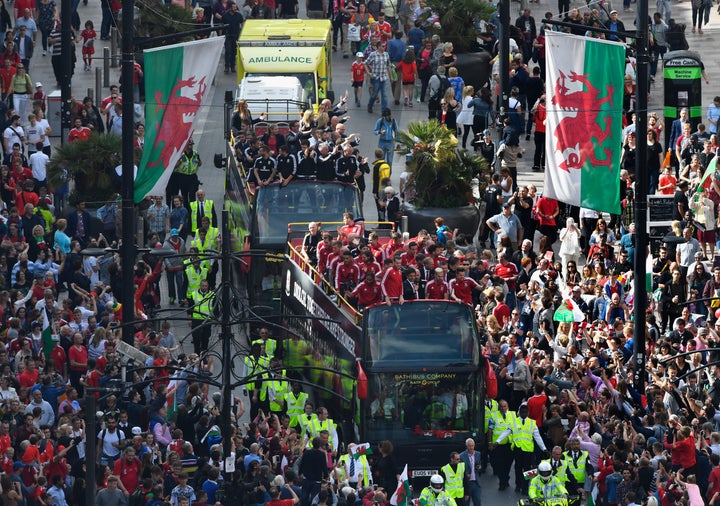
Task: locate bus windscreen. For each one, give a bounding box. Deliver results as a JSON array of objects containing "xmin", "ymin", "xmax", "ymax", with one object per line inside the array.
[
  {"xmin": 254, "ymin": 182, "xmax": 361, "ymax": 248},
  {"xmin": 364, "ymin": 301, "xmax": 479, "ymax": 367}
]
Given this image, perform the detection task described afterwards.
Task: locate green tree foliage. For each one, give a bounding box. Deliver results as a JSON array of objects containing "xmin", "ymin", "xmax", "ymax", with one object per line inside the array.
[
  {"xmin": 128, "ymin": 0, "xmax": 197, "ymax": 48},
  {"xmin": 423, "ymin": 0, "xmax": 496, "ymax": 52},
  {"xmin": 394, "ymin": 120, "xmax": 490, "ymax": 208},
  {"xmin": 48, "ymin": 133, "xmax": 122, "ymax": 205}
]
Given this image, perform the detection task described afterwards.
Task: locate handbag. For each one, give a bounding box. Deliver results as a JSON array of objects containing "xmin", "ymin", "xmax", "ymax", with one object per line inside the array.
[
  {"xmin": 348, "ymin": 23, "xmax": 361, "ymax": 41},
  {"xmin": 389, "ymin": 63, "xmax": 397, "ymax": 81}
]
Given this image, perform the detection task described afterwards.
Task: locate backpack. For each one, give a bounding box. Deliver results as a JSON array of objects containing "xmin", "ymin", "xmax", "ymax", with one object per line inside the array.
[
  {"xmin": 374, "ymin": 159, "xmax": 391, "ymax": 183},
  {"xmin": 430, "ymin": 75, "xmax": 451, "ymax": 102}
]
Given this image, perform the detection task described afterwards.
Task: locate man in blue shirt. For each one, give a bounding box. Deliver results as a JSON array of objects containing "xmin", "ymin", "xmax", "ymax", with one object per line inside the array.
[
  {"xmin": 708, "ymin": 96, "xmax": 720, "ymax": 135},
  {"xmin": 387, "ymin": 31, "xmax": 406, "ymax": 106}
]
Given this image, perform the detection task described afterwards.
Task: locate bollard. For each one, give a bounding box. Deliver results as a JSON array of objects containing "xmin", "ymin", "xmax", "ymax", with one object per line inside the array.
[
  {"xmin": 95, "ymin": 67, "xmax": 102, "ymax": 104},
  {"xmin": 103, "ymin": 47, "xmax": 110, "ymax": 86},
  {"xmin": 136, "ymin": 216, "xmax": 145, "ymax": 249},
  {"xmin": 87, "ymin": 88, "xmax": 93, "ymax": 101},
  {"xmin": 401, "ymin": 215, "xmax": 408, "ymax": 235},
  {"xmin": 110, "ymin": 28, "xmax": 118, "ymax": 68}
]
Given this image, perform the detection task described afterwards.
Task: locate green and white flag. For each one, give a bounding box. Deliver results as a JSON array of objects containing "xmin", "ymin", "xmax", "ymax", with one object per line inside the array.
[
  {"xmin": 134, "ymin": 37, "xmax": 224, "ymax": 203},
  {"xmin": 41, "ymin": 309, "xmax": 53, "ymax": 360},
  {"xmin": 544, "ymin": 31, "xmax": 625, "ymax": 214}
]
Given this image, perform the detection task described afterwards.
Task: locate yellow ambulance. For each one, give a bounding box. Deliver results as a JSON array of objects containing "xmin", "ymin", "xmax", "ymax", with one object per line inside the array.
[{"xmin": 237, "ymin": 19, "xmax": 334, "ymax": 109}]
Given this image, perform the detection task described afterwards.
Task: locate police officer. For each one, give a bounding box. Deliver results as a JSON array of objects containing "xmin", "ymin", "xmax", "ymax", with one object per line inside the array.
[
  {"xmin": 482, "ymin": 398, "xmax": 499, "ymax": 473},
  {"xmin": 251, "ymin": 327, "xmax": 278, "ymax": 359},
  {"xmin": 184, "ymin": 248, "xmax": 209, "ymax": 303},
  {"xmin": 542, "ymin": 446, "xmax": 569, "ymax": 483},
  {"xmin": 285, "ymin": 382, "xmax": 309, "ymax": 430},
  {"xmin": 186, "ymin": 279, "xmax": 214, "ymax": 354},
  {"xmin": 440, "ymin": 452, "xmax": 466, "ymax": 506},
  {"xmin": 419, "ymin": 475, "xmax": 457, "ymax": 506},
  {"xmin": 188, "ymin": 189, "xmax": 217, "ymax": 236},
  {"xmin": 168, "ymin": 139, "xmax": 201, "ymax": 209},
  {"xmin": 297, "ymin": 401, "xmax": 318, "ymax": 442},
  {"xmin": 563, "ymin": 437, "xmax": 589, "ymax": 498},
  {"xmin": 242, "ymin": 342, "xmax": 270, "ymax": 419},
  {"xmin": 493, "ymin": 403, "xmax": 547, "ymax": 494},
  {"xmin": 261, "ymin": 356, "xmax": 289, "ymax": 417},
  {"xmin": 528, "ymin": 461, "xmax": 568, "ymax": 503},
  {"xmin": 488, "ymin": 399, "xmax": 514, "ymax": 491},
  {"xmin": 310, "ymin": 407, "xmax": 338, "ymax": 455}
]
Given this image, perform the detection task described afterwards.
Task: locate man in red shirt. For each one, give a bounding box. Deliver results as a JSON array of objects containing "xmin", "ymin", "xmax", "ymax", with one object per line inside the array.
[
  {"xmin": 534, "ymin": 194, "xmax": 559, "ymax": 243},
  {"xmin": 494, "ymin": 252, "xmax": 519, "ymax": 308},
  {"xmin": 351, "ymin": 271, "xmax": 382, "ymax": 309},
  {"xmin": 492, "ymin": 287, "xmax": 511, "ymax": 327},
  {"xmin": 525, "ymin": 382, "xmax": 547, "ymax": 428},
  {"xmin": 335, "ymin": 251, "xmax": 360, "ymax": 295},
  {"xmin": 18, "ymin": 357, "xmax": 39, "ymax": 388},
  {"xmin": 357, "ymin": 250, "xmax": 382, "ymax": 279},
  {"xmin": 113, "ymin": 447, "xmax": 142, "ymax": 493},
  {"xmin": 0, "ymin": 59, "xmax": 15, "ymax": 96},
  {"xmin": 68, "ymin": 118, "xmax": 92, "ymax": 142},
  {"xmin": 449, "ymin": 267, "xmax": 481, "ymax": 306},
  {"xmin": 68, "ymin": 332, "xmax": 88, "ymax": 393},
  {"xmin": 425, "ymin": 268, "xmax": 449, "ymax": 299},
  {"xmin": 383, "ymin": 232, "xmax": 404, "ymax": 260},
  {"xmin": 266, "ymin": 483, "xmax": 300, "ymax": 506},
  {"xmin": 381, "ymin": 254, "xmax": 404, "ymax": 305},
  {"xmin": 376, "ymin": 12, "xmax": 392, "ymax": 42}
]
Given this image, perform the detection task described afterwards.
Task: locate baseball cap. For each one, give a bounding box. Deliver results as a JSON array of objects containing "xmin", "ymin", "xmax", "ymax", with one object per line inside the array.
[
  {"xmin": 610, "ymin": 9, "xmax": 618, "ymax": 13},
  {"xmin": 502, "ymin": 202, "xmax": 511, "ymax": 208},
  {"xmin": 35, "ymin": 82, "xmax": 42, "ymax": 88},
  {"xmin": 170, "ymin": 228, "xmax": 179, "ymax": 236},
  {"xmin": 131, "ymin": 426, "xmax": 143, "ymax": 435},
  {"xmin": 356, "ymin": 51, "xmax": 364, "ymax": 57}
]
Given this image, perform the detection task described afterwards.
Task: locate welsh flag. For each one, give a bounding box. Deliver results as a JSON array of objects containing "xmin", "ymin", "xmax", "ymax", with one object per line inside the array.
[
  {"xmin": 134, "ymin": 37, "xmax": 224, "ymax": 203},
  {"xmin": 390, "ymin": 464, "xmax": 410, "ymax": 506},
  {"xmin": 41, "ymin": 309, "xmax": 53, "ymax": 360},
  {"xmin": 350, "ymin": 442, "xmax": 373, "ymax": 460},
  {"xmin": 544, "ymin": 31, "xmax": 625, "ymax": 214}
]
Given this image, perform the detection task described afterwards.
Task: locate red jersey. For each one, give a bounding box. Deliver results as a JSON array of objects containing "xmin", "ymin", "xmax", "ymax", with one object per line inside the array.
[
  {"xmin": 494, "ymin": 261, "xmax": 519, "ymax": 291},
  {"xmin": 425, "ymin": 279, "xmax": 449, "ymax": 300},
  {"xmin": 377, "ymin": 21, "xmax": 392, "ymax": 42},
  {"xmin": 526, "ymin": 393, "xmax": 547, "ymax": 427},
  {"xmin": 493, "ymin": 302, "xmax": 511, "ymax": 326},
  {"xmin": 49, "ymin": 345, "xmax": 66, "ymax": 373},
  {"xmin": 317, "ymin": 241, "xmax": 331, "ymax": 272},
  {"xmin": 0, "ymin": 434, "xmax": 11, "ymax": 455},
  {"xmin": 0, "ymin": 455, "xmax": 12, "ymax": 475},
  {"xmin": 351, "ymin": 61, "xmax": 365, "ymax": 83},
  {"xmin": 68, "ymin": 126, "xmax": 92, "ymax": 142},
  {"xmin": 351, "ymin": 280, "xmax": 382, "ymax": 308},
  {"xmin": 431, "ymin": 254, "xmax": 448, "ymax": 269},
  {"xmin": 383, "ymin": 242, "xmax": 404, "ymax": 260},
  {"xmin": 114, "ymin": 456, "xmax": 142, "ymax": 492},
  {"xmin": 535, "ymin": 196, "xmax": 558, "ymax": 227},
  {"xmin": 326, "ymin": 251, "xmax": 342, "ymax": 276},
  {"xmin": 449, "ymin": 277, "xmax": 479, "ymax": 305},
  {"xmin": 68, "ymin": 344, "xmax": 88, "ymax": 372},
  {"xmin": 358, "ymin": 259, "xmax": 382, "ymax": 278},
  {"xmin": 0, "ymin": 67, "xmax": 15, "ymax": 94},
  {"xmin": 18, "ymin": 369, "xmax": 39, "ymax": 388},
  {"xmin": 369, "ymin": 244, "xmax": 384, "ymax": 263},
  {"xmin": 381, "ymin": 266, "xmax": 403, "ymax": 299},
  {"xmin": 335, "ymin": 262, "xmax": 360, "ymax": 290}
]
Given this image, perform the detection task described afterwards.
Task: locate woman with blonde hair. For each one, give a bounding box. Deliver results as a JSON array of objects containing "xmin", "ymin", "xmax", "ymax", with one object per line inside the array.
[
  {"xmin": 231, "ymin": 99, "xmax": 265, "ymax": 134},
  {"xmin": 457, "ymin": 85, "xmax": 475, "ymax": 150}
]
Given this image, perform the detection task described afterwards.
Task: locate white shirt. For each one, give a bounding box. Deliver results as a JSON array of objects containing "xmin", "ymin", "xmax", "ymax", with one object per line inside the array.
[
  {"xmin": 37, "ymin": 118, "xmax": 51, "ymax": 147},
  {"xmin": 29, "ymin": 151, "xmax": 49, "ymax": 180},
  {"xmin": 3, "ymin": 125, "xmax": 23, "ymax": 151},
  {"xmin": 25, "ymin": 123, "xmax": 44, "ymax": 152}
]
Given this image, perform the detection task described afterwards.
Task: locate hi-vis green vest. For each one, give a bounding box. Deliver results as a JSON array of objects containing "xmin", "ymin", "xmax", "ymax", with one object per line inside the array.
[
  {"xmin": 190, "ymin": 227, "xmax": 219, "ymax": 253},
  {"xmin": 541, "ymin": 458, "xmax": 568, "ymax": 482},
  {"xmin": 490, "ymin": 410, "xmax": 514, "ymax": 444},
  {"xmin": 185, "ymin": 263, "xmax": 208, "ymax": 294},
  {"xmin": 528, "ymin": 475, "xmax": 568, "ymax": 501},
  {"xmin": 441, "ymin": 462, "xmax": 465, "ymax": 498},
  {"xmin": 310, "ymin": 417, "xmax": 336, "ymax": 446},
  {"xmin": 260, "ymin": 369, "xmax": 289, "ymax": 412},
  {"xmin": 189, "ymin": 199, "xmax": 214, "ymax": 233},
  {"xmin": 251, "ymin": 338, "xmax": 277, "ymax": 358},
  {"xmin": 285, "ymin": 391, "xmax": 309, "ymax": 427},
  {"xmin": 338, "ymin": 454, "xmax": 372, "ymax": 487},
  {"xmin": 484, "ymin": 399, "xmax": 498, "ymax": 432},
  {"xmin": 512, "ymin": 416, "xmax": 536, "ymax": 452},
  {"xmin": 563, "ymin": 450, "xmax": 589, "ymax": 483},
  {"xmin": 419, "ymin": 487, "xmax": 457, "ymax": 506},
  {"xmin": 191, "ymin": 289, "xmax": 213, "ymax": 319},
  {"xmin": 243, "ymin": 355, "xmax": 270, "ymax": 391}
]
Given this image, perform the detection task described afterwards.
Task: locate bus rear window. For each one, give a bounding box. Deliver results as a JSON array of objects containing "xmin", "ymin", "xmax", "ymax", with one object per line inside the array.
[{"xmin": 364, "ymin": 302, "xmax": 478, "ymax": 367}]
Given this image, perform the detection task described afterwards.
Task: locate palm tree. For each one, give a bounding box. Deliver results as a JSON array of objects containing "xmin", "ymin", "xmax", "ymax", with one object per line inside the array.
[
  {"xmin": 48, "ymin": 133, "xmax": 123, "ymax": 205},
  {"xmin": 423, "ymin": 0, "xmax": 496, "ymax": 53},
  {"xmin": 395, "ymin": 120, "xmax": 490, "ymax": 209}
]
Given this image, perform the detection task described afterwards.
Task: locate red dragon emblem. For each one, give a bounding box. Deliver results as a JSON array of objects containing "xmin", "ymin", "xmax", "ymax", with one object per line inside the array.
[
  {"xmin": 146, "ymin": 76, "xmax": 207, "ymax": 169},
  {"xmin": 551, "ymin": 70, "xmax": 615, "ymax": 172}
]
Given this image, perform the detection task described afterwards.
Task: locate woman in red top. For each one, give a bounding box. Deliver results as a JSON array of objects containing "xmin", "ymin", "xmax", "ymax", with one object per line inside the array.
[
  {"xmin": 664, "ymin": 425, "xmax": 697, "ymax": 473},
  {"xmin": 395, "ymin": 48, "xmax": 417, "ymax": 108}
]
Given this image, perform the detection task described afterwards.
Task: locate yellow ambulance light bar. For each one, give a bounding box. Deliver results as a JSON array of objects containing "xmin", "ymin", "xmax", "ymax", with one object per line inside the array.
[{"xmin": 237, "ymin": 40, "xmax": 326, "ymax": 47}]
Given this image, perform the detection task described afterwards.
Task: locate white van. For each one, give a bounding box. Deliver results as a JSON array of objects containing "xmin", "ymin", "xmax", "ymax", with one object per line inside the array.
[{"xmin": 236, "ymin": 76, "xmax": 308, "ymax": 122}]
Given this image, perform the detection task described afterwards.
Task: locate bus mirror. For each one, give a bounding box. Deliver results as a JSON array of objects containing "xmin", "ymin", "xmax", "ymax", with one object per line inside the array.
[{"xmin": 214, "ymin": 153, "xmax": 226, "ymax": 168}]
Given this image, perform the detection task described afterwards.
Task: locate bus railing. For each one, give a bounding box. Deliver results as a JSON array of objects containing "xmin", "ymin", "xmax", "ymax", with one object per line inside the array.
[{"xmin": 286, "ymin": 240, "xmax": 362, "ymax": 323}]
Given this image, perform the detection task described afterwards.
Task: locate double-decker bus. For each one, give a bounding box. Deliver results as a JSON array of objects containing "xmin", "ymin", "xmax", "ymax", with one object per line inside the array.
[
  {"xmin": 223, "ymin": 141, "xmax": 361, "ymax": 307},
  {"xmin": 281, "ymin": 243, "xmax": 486, "ymax": 481}
]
